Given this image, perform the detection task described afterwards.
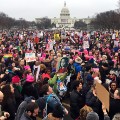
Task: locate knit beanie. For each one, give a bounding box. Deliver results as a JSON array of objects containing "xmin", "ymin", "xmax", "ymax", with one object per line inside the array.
[{"xmin": 12, "ymin": 76, "xmax": 20, "ymax": 83}]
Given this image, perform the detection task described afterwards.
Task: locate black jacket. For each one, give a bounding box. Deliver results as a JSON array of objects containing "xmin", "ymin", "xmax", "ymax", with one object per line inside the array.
[
  {"xmin": 109, "ymin": 99, "xmax": 120, "ymax": 120},
  {"xmin": 15, "ymin": 96, "xmax": 35, "ymax": 120},
  {"xmin": 86, "ymin": 90, "xmax": 104, "ymax": 120},
  {"xmin": 13, "ymin": 84, "xmax": 23, "ymax": 109},
  {"xmin": 70, "ymin": 90, "xmax": 85, "ymax": 119},
  {"xmin": 21, "ymin": 82, "xmax": 39, "ymax": 99},
  {"xmin": 2, "ymin": 98, "xmax": 16, "ymax": 120}
]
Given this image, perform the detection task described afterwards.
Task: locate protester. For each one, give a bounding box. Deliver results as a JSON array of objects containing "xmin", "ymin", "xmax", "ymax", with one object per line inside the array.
[
  {"xmin": 70, "ymin": 80, "xmax": 85, "ymax": 119},
  {"xmin": 15, "ymin": 96, "xmax": 35, "ymax": 120},
  {"xmin": 0, "ymin": 91, "xmax": 10, "ymax": 120},
  {"xmin": 12, "ymin": 75, "xmax": 22, "ymax": 109},
  {"xmin": 1, "ymin": 84, "xmax": 16, "ymax": 120},
  {"xmin": 109, "ymin": 88, "xmax": 120, "ymax": 119},
  {"xmin": 0, "ymin": 29, "xmax": 120, "ymax": 120},
  {"xmin": 20, "ymin": 102, "xmax": 39, "ymax": 120},
  {"xmin": 41, "ymin": 84, "xmax": 68, "ymax": 117},
  {"xmin": 86, "ymin": 104, "xmax": 110, "ymax": 120},
  {"xmin": 86, "ymin": 84, "xmax": 104, "ymax": 120},
  {"xmin": 47, "ymin": 103, "xmax": 64, "ymax": 120}
]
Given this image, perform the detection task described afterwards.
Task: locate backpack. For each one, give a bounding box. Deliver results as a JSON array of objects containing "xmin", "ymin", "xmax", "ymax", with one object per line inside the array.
[{"xmin": 42, "ymin": 94, "xmax": 52, "ymax": 120}]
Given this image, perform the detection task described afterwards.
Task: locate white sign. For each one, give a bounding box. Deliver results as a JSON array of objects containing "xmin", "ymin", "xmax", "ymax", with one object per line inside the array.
[
  {"xmin": 83, "ymin": 41, "xmax": 89, "ymax": 49},
  {"xmin": 25, "ymin": 53, "xmax": 36, "ymax": 62}
]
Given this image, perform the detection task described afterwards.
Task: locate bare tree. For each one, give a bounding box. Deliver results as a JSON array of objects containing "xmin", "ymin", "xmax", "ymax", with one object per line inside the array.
[{"xmin": 90, "ymin": 10, "xmax": 120, "ymax": 31}]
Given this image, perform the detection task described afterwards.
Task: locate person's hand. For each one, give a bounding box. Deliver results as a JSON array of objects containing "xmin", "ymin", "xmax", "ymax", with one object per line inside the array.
[
  {"xmin": 0, "ymin": 116, "xmax": 7, "ymax": 120},
  {"xmin": 102, "ymin": 103, "xmax": 107, "ymax": 115},
  {"xmin": 64, "ymin": 108, "xmax": 68, "ymax": 115},
  {"xmin": 0, "ymin": 74, "xmax": 4, "ymax": 78},
  {"xmin": 4, "ymin": 112, "xmax": 10, "ymax": 118},
  {"xmin": 93, "ymin": 89, "xmax": 97, "ymax": 97}
]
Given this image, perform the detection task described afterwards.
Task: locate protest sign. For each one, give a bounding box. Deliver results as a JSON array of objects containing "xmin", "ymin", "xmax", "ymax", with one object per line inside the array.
[
  {"xmin": 56, "ymin": 57, "xmax": 69, "ymax": 73},
  {"xmin": 25, "ymin": 53, "xmax": 36, "ymax": 62},
  {"xmin": 83, "ymin": 41, "xmax": 89, "ymax": 49},
  {"xmin": 96, "ymin": 82, "xmax": 109, "ymax": 112},
  {"xmin": 3, "ymin": 54, "xmax": 13, "ymax": 58},
  {"xmin": 54, "ymin": 34, "xmax": 60, "ymax": 41}
]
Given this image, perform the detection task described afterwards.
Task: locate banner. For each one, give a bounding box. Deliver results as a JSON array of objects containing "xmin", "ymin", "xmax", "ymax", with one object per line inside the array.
[
  {"xmin": 3, "ymin": 54, "xmax": 13, "ymax": 58},
  {"xmin": 25, "ymin": 53, "xmax": 36, "ymax": 62}
]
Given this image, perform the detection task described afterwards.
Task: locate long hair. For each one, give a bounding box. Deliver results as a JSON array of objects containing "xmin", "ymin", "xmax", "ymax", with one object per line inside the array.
[
  {"xmin": 1, "ymin": 84, "xmax": 14, "ymax": 107},
  {"xmin": 79, "ymin": 105, "xmax": 93, "ymax": 120},
  {"xmin": 59, "ymin": 57, "xmax": 69, "ymax": 68}
]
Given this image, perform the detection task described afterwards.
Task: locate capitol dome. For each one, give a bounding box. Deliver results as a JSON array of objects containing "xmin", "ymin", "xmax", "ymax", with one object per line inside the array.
[{"xmin": 60, "ymin": 2, "xmax": 70, "ymax": 17}]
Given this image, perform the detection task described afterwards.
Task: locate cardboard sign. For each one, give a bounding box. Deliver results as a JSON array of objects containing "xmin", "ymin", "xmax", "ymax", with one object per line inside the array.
[
  {"xmin": 96, "ymin": 82, "xmax": 109, "ymax": 112},
  {"xmin": 25, "ymin": 53, "xmax": 36, "ymax": 62}
]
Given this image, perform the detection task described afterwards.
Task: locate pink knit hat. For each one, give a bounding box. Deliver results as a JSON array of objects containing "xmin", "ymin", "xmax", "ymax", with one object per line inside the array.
[
  {"xmin": 24, "ymin": 65, "xmax": 30, "ymax": 70},
  {"xmin": 12, "ymin": 76, "xmax": 20, "ymax": 83},
  {"xmin": 26, "ymin": 75, "xmax": 34, "ymax": 82},
  {"xmin": 84, "ymin": 49, "xmax": 88, "ymax": 55}
]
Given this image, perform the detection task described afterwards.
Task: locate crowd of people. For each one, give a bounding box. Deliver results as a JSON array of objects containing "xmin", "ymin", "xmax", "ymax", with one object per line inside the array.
[{"xmin": 0, "ymin": 29, "xmax": 120, "ymax": 120}]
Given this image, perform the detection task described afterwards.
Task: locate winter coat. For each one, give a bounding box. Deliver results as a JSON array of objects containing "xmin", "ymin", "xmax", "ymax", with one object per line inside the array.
[
  {"xmin": 43, "ymin": 93, "xmax": 65, "ymax": 115},
  {"xmin": 2, "ymin": 98, "xmax": 16, "ymax": 120},
  {"xmin": 73, "ymin": 62, "xmax": 82, "ymax": 74},
  {"xmin": 21, "ymin": 82, "xmax": 39, "ymax": 99},
  {"xmin": 109, "ymin": 99, "xmax": 120, "ymax": 120},
  {"xmin": 15, "ymin": 96, "xmax": 34, "ymax": 120},
  {"xmin": 20, "ymin": 112, "xmax": 36, "ymax": 120},
  {"xmin": 13, "ymin": 84, "xmax": 23, "ymax": 109},
  {"xmin": 86, "ymin": 90, "xmax": 104, "ymax": 120},
  {"xmin": 70, "ymin": 90, "xmax": 85, "ymax": 119}
]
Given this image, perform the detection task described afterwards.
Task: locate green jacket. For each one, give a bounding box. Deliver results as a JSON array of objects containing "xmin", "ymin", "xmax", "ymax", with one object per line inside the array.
[{"xmin": 48, "ymin": 73, "xmax": 67, "ymax": 93}]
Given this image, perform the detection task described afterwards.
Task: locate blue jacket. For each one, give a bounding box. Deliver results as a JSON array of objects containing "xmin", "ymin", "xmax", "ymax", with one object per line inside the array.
[
  {"xmin": 73, "ymin": 62, "xmax": 82, "ymax": 74},
  {"xmin": 44, "ymin": 93, "xmax": 65, "ymax": 114}
]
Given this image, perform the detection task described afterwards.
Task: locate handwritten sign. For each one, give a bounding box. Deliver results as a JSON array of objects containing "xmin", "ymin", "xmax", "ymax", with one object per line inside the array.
[
  {"xmin": 83, "ymin": 41, "xmax": 89, "ymax": 49},
  {"xmin": 25, "ymin": 53, "xmax": 36, "ymax": 62}
]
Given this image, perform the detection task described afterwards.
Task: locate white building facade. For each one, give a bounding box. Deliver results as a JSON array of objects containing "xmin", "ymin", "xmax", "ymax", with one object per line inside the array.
[
  {"xmin": 35, "ymin": 2, "xmax": 92, "ymax": 28},
  {"xmin": 51, "ymin": 2, "xmax": 77, "ymax": 28}
]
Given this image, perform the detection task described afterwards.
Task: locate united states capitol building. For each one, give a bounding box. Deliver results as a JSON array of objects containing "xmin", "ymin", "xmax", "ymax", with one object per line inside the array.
[{"xmin": 35, "ymin": 2, "xmax": 91, "ymax": 28}]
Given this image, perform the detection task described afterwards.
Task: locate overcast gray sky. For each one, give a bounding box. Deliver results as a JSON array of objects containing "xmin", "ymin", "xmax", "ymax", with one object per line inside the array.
[{"xmin": 0, "ymin": 0, "xmax": 118, "ymax": 21}]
